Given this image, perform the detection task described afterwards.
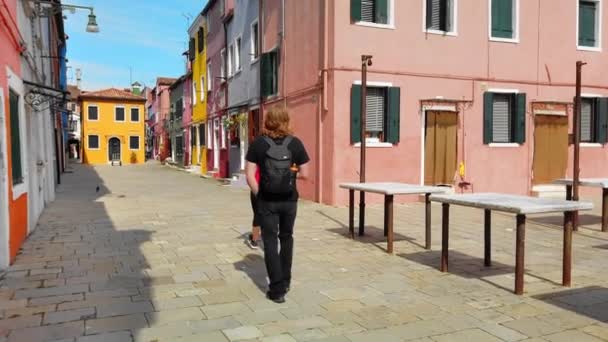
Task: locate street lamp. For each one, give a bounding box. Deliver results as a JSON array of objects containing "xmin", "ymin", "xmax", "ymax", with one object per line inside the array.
[
  {"xmin": 85, "ymin": 12, "xmax": 100, "ymax": 33},
  {"xmin": 31, "ymin": 1, "xmax": 100, "ymax": 33}
]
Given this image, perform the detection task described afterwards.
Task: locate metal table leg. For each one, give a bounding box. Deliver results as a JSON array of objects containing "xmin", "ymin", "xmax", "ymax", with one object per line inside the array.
[
  {"xmin": 441, "ymin": 203, "xmax": 450, "ymax": 272},
  {"xmin": 359, "ymin": 191, "xmax": 365, "ymax": 236},
  {"xmin": 349, "ymin": 189, "xmax": 355, "ymax": 239},
  {"xmin": 563, "ymin": 211, "xmax": 574, "ymax": 287},
  {"xmin": 515, "ymin": 214, "xmax": 526, "ymax": 295},
  {"xmin": 425, "ymin": 193, "xmax": 431, "ymax": 250},
  {"xmin": 484, "ymin": 209, "xmax": 492, "ymax": 267},
  {"xmin": 385, "ymin": 195, "xmax": 394, "ymax": 254}
]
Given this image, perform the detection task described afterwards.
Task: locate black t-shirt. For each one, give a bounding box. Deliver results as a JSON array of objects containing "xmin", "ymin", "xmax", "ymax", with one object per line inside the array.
[{"xmin": 246, "ymin": 135, "xmax": 310, "ymax": 201}]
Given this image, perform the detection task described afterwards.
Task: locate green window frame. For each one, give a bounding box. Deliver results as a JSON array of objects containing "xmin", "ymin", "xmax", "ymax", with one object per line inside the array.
[
  {"xmin": 261, "ymin": 49, "xmax": 279, "ymax": 97},
  {"xmin": 350, "ymin": 85, "xmax": 400, "ymax": 144},
  {"xmin": 491, "ymin": 0, "xmax": 514, "ymax": 39},
  {"xmin": 9, "ymin": 89, "xmax": 23, "ymax": 186},
  {"xmin": 426, "ymin": 0, "xmax": 453, "ymax": 32},
  {"xmin": 483, "ymin": 92, "xmax": 526, "ymax": 144},
  {"xmin": 580, "ymin": 97, "xmax": 608, "ymax": 144},
  {"xmin": 579, "ymin": 1, "xmax": 598, "ymax": 47}
]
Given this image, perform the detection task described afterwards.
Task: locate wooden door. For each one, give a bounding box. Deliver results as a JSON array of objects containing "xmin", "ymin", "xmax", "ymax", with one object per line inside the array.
[
  {"xmin": 108, "ymin": 138, "xmax": 121, "ymax": 162},
  {"xmin": 425, "ymin": 111, "xmax": 458, "ymax": 185},
  {"xmin": 532, "ymin": 115, "xmax": 568, "ymax": 184}
]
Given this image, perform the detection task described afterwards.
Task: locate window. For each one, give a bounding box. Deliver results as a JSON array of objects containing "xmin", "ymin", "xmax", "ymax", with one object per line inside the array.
[
  {"xmin": 200, "ymin": 77, "xmax": 205, "ymax": 102},
  {"xmin": 199, "ymin": 124, "xmax": 205, "ymax": 146},
  {"xmin": 88, "ymin": 135, "xmax": 99, "ymax": 149},
  {"xmin": 578, "ymin": 0, "xmax": 601, "ymax": 49},
  {"xmin": 350, "ymin": 84, "xmax": 401, "ymax": 144},
  {"xmin": 261, "ymin": 49, "xmax": 280, "ymax": 97},
  {"xmin": 425, "ymin": 0, "xmax": 456, "ymax": 33},
  {"xmin": 235, "ymin": 37, "xmax": 242, "ymax": 72},
  {"xmin": 228, "ymin": 44, "xmax": 235, "ymax": 77},
  {"xmin": 129, "ymin": 136, "xmax": 140, "ymax": 150},
  {"xmin": 115, "ymin": 107, "xmax": 125, "ymax": 122},
  {"xmin": 251, "ymin": 21, "xmax": 259, "ymax": 61},
  {"xmin": 351, "ymin": 0, "xmax": 391, "ymax": 25},
  {"xmin": 490, "ymin": 0, "xmax": 517, "ymax": 40},
  {"xmin": 483, "ymin": 92, "xmax": 526, "ymax": 144},
  {"xmin": 192, "ymin": 82, "xmax": 197, "ymax": 104},
  {"xmin": 207, "ymin": 63, "xmax": 212, "ymax": 91},
  {"xmin": 9, "ymin": 90, "xmax": 23, "ymax": 185},
  {"xmin": 191, "ymin": 126, "xmax": 197, "ymax": 146},
  {"xmin": 189, "ymin": 38, "xmax": 195, "ymax": 61},
  {"xmin": 580, "ymin": 98, "xmax": 608, "ymax": 143},
  {"xmin": 88, "ymin": 105, "xmax": 98, "ymax": 121},
  {"xmin": 131, "ymin": 107, "xmax": 140, "ymax": 122},
  {"xmin": 198, "ymin": 27, "xmax": 204, "ymax": 53},
  {"xmin": 220, "ymin": 48, "xmax": 226, "ymax": 80}
]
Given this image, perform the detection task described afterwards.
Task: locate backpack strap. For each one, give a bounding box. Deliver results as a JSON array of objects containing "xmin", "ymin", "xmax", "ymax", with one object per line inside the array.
[
  {"xmin": 282, "ymin": 136, "xmax": 293, "ymax": 146},
  {"xmin": 263, "ymin": 136, "xmax": 277, "ymax": 147}
]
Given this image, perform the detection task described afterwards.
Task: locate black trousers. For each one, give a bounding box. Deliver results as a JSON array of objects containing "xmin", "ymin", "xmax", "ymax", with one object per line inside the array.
[{"xmin": 257, "ymin": 198, "xmax": 298, "ymax": 297}]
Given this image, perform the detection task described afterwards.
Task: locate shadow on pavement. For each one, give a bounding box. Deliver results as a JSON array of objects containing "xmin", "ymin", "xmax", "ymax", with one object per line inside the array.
[
  {"xmin": 532, "ymin": 286, "xmax": 608, "ymax": 323},
  {"xmin": 233, "ymin": 254, "xmax": 267, "ymax": 294},
  {"xmin": 528, "ymin": 214, "xmax": 602, "ymax": 230}
]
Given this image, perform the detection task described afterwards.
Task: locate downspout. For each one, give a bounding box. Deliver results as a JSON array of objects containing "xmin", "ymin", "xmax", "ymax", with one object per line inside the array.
[
  {"xmin": 318, "ymin": 0, "xmax": 329, "ymax": 203},
  {"xmin": 223, "ymin": 12, "xmax": 229, "ymax": 178}
]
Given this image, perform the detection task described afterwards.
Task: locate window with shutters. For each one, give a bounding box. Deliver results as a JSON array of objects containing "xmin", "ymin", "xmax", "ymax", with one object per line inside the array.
[
  {"xmin": 581, "ymin": 98, "xmax": 596, "ymax": 142},
  {"xmin": 191, "ymin": 126, "xmax": 197, "ymax": 146},
  {"xmin": 198, "ymin": 27, "xmax": 204, "ymax": 53},
  {"xmin": 235, "ymin": 36, "xmax": 242, "ymax": 73},
  {"xmin": 131, "ymin": 107, "xmax": 140, "ymax": 122},
  {"xmin": 351, "ymin": 0, "xmax": 393, "ymax": 26},
  {"xmin": 228, "ymin": 44, "xmax": 234, "ymax": 77},
  {"xmin": 200, "ymin": 77, "xmax": 205, "ymax": 102},
  {"xmin": 207, "ymin": 63, "xmax": 212, "ymax": 92},
  {"xmin": 251, "ymin": 21, "xmax": 259, "ymax": 61},
  {"xmin": 115, "ymin": 106, "xmax": 125, "ymax": 122},
  {"xmin": 424, "ymin": 0, "xmax": 457, "ymax": 34},
  {"xmin": 192, "ymin": 82, "xmax": 197, "ymax": 104},
  {"xmin": 350, "ymin": 84, "xmax": 401, "ymax": 145},
  {"xmin": 483, "ymin": 92, "xmax": 527, "ymax": 145},
  {"xmin": 579, "ymin": 97, "xmax": 608, "ymax": 144},
  {"xmin": 490, "ymin": 0, "xmax": 518, "ymax": 41},
  {"xmin": 261, "ymin": 49, "xmax": 279, "ymax": 97},
  {"xmin": 87, "ymin": 105, "xmax": 98, "ymax": 121},
  {"xmin": 578, "ymin": 0, "xmax": 602, "ymax": 50},
  {"xmin": 220, "ymin": 48, "xmax": 226, "ymax": 81},
  {"xmin": 199, "ymin": 124, "xmax": 206, "ymax": 146},
  {"xmin": 9, "ymin": 90, "xmax": 23, "ymax": 186},
  {"xmin": 88, "ymin": 135, "xmax": 99, "ymax": 150},
  {"xmin": 189, "ymin": 38, "xmax": 195, "ymax": 61},
  {"xmin": 129, "ymin": 136, "xmax": 140, "ymax": 150}
]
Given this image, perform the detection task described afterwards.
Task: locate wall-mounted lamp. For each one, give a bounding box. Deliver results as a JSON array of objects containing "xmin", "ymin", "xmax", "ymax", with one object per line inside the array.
[{"xmin": 31, "ymin": 1, "xmax": 100, "ymax": 33}]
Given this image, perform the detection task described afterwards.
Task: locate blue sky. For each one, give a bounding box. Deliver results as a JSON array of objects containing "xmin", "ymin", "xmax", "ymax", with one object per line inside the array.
[{"xmin": 64, "ymin": 0, "xmax": 207, "ymax": 90}]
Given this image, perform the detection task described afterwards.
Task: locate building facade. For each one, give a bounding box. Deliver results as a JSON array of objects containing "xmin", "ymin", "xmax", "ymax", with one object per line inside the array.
[
  {"xmin": 188, "ymin": 14, "xmax": 208, "ymax": 175},
  {"xmin": 169, "ymin": 76, "xmax": 186, "ymax": 166},
  {"xmin": 150, "ymin": 77, "xmax": 175, "ymax": 162},
  {"xmin": 80, "ymin": 88, "xmax": 146, "ymax": 165},
  {"xmin": 67, "ymin": 85, "xmax": 81, "ymax": 160}
]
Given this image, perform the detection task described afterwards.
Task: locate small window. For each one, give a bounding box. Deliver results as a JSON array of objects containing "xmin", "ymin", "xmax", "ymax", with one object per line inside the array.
[
  {"xmin": 192, "ymin": 82, "xmax": 197, "ymax": 104},
  {"xmin": 198, "ymin": 27, "xmax": 205, "ymax": 53},
  {"xmin": 491, "ymin": 0, "xmax": 516, "ymax": 40},
  {"xmin": 351, "ymin": 0, "xmax": 390, "ymax": 25},
  {"xmin": 131, "ymin": 108, "xmax": 140, "ymax": 122},
  {"xmin": 261, "ymin": 49, "xmax": 280, "ymax": 97},
  {"xmin": 220, "ymin": 48, "xmax": 226, "ymax": 80},
  {"xmin": 88, "ymin": 106, "xmax": 98, "ymax": 121},
  {"xmin": 425, "ymin": 0, "xmax": 456, "ymax": 33},
  {"xmin": 129, "ymin": 136, "xmax": 140, "ymax": 150},
  {"xmin": 578, "ymin": 0, "xmax": 601, "ymax": 49},
  {"xmin": 9, "ymin": 89, "xmax": 23, "ymax": 185},
  {"xmin": 579, "ymin": 97, "xmax": 608, "ymax": 144},
  {"xmin": 199, "ymin": 124, "xmax": 206, "ymax": 146},
  {"xmin": 189, "ymin": 38, "xmax": 195, "ymax": 61},
  {"xmin": 235, "ymin": 37, "xmax": 242, "ymax": 72},
  {"xmin": 115, "ymin": 107, "xmax": 125, "ymax": 121},
  {"xmin": 88, "ymin": 135, "xmax": 99, "ymax": 149},
  {"xmin": 200, "ymin": 77, "xmax": 205, "ymax": 102},
  {"xmin": 228, "ymin": 44, "xmax": 235, "ymax": 77},
  {"xmin": 207, "ymin": 63, "xmax": 212, "ymax": 91},
  {"xmin": 191, "ymin": 126, "xmax": 197, "ymax": 146},
  {"xmin": 350, "ymin": 85, "xmax": 401, "ymax": 144},
  {"xmin": 483, "ymin": 92, "xmax": 526, "ymax": 144},
  {"xmin": 251, "ymin": 21, "xmax": 259, "ymax": 61}
]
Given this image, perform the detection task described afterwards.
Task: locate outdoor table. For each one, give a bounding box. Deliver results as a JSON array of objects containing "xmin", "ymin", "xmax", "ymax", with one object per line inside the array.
[
  {"xmin": 553, "ymin": 178, "xmax": 608, "ymax": 232},
  {"xmin": 339, "ymin": 182, "xmax": 448, "ymax": 254},
  {"xmin": 429, "ymin": 193, "xmax": 593, "ymax": 295}
]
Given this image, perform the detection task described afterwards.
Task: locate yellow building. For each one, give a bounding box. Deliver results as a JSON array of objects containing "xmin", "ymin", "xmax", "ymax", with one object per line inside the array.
[
  {"xmin": 79, "ymin": 88, "xmax": 146, "ymax": 165},
  {"xmin": 188, "ymin": 14, "xmax": 207, "ymax": 174}
]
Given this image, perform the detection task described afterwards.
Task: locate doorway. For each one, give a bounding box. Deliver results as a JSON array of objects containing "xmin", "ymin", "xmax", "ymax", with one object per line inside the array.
[
  {"xmin": 108, "ymin": 138, "xmax": 121, "ymax": 163},
  {"xmin": 424, "ymin": 111, "xmax": 458, "ymax": 186},
  {"xmin": 213, "ymin": 119, "xmax": 220, "ymax": 170},
  {"xmin": 532, "ymin": 115, "xmax": 568, "ymax": 185}
]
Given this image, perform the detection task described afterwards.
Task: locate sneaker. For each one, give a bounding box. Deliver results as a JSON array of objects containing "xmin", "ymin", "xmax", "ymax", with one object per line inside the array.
[
  {"xmin": 246, "ymin": 233, "xmax": 259, "ymax": 249},
  {"xmin": 266, "ymin": 291, "xmax": 286, "ymax": 304}
]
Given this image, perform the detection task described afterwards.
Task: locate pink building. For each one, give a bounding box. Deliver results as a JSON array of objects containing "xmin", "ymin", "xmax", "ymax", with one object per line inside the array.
[
  {"xmin": 151, "ymin": 77, "xmax": 176, "ymax": 161},
  {"xmin": 260, "ymin": 0, "xmax": 608, "ymax": 206}
]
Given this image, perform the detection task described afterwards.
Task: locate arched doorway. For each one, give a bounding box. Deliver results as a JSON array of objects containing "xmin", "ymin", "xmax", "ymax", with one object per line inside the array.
[{"xmin": 108, "ymin": 138, "xmax": 121, "ymax": 164}]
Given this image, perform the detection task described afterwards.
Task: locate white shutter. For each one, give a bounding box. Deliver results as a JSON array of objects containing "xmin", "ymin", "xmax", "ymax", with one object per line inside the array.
[
  {"xmin": 361, "ymin": 0, "xmax": 375, "ymax": 22},
  {"xmin": 366, "ymin": 87, "xmax": 385, "ymax": 133},
  {"xmin": 581, "ymin": 99, "xmax": 593, "ymax": 142},
  {"xmin": 492, "ymin": 94, "xmax": 511, "ymax": 143}
]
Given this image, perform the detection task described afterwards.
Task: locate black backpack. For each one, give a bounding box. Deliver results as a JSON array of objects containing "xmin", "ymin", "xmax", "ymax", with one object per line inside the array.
[{"xmin": 261, "ymin": 136, "xmax": 295, "ymax": 195}]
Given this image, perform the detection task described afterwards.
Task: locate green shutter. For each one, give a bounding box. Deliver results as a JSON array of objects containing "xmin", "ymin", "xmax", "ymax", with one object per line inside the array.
[
  {"xmin": 272, "ymin": 49, "xmax": 280, "ymax": 95},
  {"xmin": 9, "ymin": 90, "xmax": 23, "ymax": 185},
  {"xmin": 261, "ymin": 52, "xmax": 272, "ymax": 97},
  {"xmin": 514, "ymin": 93, "xmax": 526, "ymax": 144},
  {"xmin": 387, "ymin": 87, "xmax": 400, "ymax": 144},
  {"xmin": 375, "ymin": 0, "xmax": 388, "ymax": 24},
  {"xmin": 483, "ymin": 92, "xmax": 493, "ymax": 144},
  {"xmin": 426, "ymin": 0, "xmax": 433, "ymax": 29},
  {"xmin": 596, "ymin": 98, "xmax": 608, "ymax": 144},
  {"xmin": 351, "ymin": 85, "xmax": 362, "ymax": 144},
  {"xmin": 579, "ymin": 1, "xmax": 596, "ymax": 46},
  {"xmin": 492, "ymin": 0, "xmax": 513, "ymax": 38},
  {"xmin": 351, "ymin": 0, "xmax": 362, "ymax": 22}
]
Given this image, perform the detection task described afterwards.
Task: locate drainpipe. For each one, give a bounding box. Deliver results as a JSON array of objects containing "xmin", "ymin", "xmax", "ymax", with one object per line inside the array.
[
  {"xmin": 317, "ymin": 0, "xmax": 329, "ymax": 203},
  {"xmin": 223, "ymin": 11, "xmax": 229, "ymax": 178}
]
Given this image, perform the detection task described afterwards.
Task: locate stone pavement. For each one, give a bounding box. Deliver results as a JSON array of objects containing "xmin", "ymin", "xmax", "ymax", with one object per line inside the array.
[{"xmin": 0, "ymin": 162, "xmax": 607, "ymax": 342}]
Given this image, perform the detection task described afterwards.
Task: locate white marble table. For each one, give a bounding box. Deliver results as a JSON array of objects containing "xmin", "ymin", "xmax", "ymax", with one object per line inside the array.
[
  {"xmin": 430, "ymin": 193, "xmax": 593, "ymax": 295},
  {"xmin": 553, "ymin": 178, "xmax": 608, "ymax": 232},
  {"xmin": 339, "ymin": 183, "xmax": 448, "ymax": 253}
]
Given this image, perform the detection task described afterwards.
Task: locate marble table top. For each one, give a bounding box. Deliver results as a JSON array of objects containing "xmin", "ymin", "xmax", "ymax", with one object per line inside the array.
[
  {"xmin": 553, "ymin": 178, "xmax": 608, "ymax": 189},
  {"xmin": 339, "ymin": 182, "xmax": 449, "ymax": 195},
  {"xmin": 430, "ymin": 192, "xmax": 593, "ymax": 214}
]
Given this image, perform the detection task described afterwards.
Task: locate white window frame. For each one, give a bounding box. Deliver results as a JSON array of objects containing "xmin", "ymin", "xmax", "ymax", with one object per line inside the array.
[
  {"xmin": 87, "ymin": 104, "xmax": 99, "ymax": 122},
  {"xmin": 6, "ymin": 67, "xmax": 27, "ymax": 200},
  {"xmin": 114, "ymin": 105, "xmax": 126, "ymax": 123},
  {"xmin": 235, "ymin": 36, "xmax": 242, "ymax": 73},
  {"xmin": 220, "ymin": 48, "xmax": 226, "ymax": 82},
  {"xmin": 88, "ymin": 134, "xmax": 100, "ymax": 150},
  {"xmin": 228, "ymin": 44, "xmax": 234, "ymax": 77},
  {"xmin": 488, "ymin": 0, "xmax": 520, "ymax": 43},
  {"xmin": 130, "ymin": 107, "xmax": 140, "ymax": 122},
  {"xmin": 486, "ymin": 88, "xmax": 521, "ymax": 147},
  {"xmin": 207, "ymin": 63, "xmax": 212, "ymax": 91},
  {"xmin": 200, "ymin": 76, "xmax": 205, "ymax": 102},
  {"xmin": 221, "ymin": 117, "xmax": 226, "ymax": 149},
  {"xmin": 352, "ymin": 80, "xmax": 394, "ymax": 147},
  {"xmin": 354, "ymin": 0, "xmax": 396, "ymax": 30},
  {"xmin": 577, "ymin": 0, "xmax": 603, "ymax": 52},
  {"xmin": 422, "ymin": 0, "xmax": 459, "ymax": 36},
  {"xmin": 192, "ymin": 81, "xmax": 197, "ymax": 104},
  {"xmin": 251, "ymin": 20, "xmax": 260, "ymax": 62},
  {"xmin": 129, "ymin": 136, "xmax": 140, "ymax": 150}
]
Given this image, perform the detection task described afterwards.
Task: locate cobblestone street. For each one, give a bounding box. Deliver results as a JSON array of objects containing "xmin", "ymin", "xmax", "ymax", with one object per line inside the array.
[{"xmin": 0, "ymin": 163, "xmax": 607, "ymax": 341}]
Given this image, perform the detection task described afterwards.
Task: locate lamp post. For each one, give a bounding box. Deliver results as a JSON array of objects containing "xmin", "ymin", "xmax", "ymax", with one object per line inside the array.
[
  {"xmin": 572, "ymin": 61, "xmax": 586, "ymax": 230},
  {"xmin": 32, "ymin": 1, "xmax": 100, "ymax": 33},
  {"xmin": 359, "ymin": 55, "xmax": 372, "ymax": 236}
]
